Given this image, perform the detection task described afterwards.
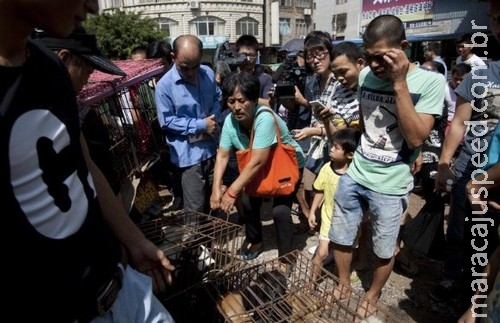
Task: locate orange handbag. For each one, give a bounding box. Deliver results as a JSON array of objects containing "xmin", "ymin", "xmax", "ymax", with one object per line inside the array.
[{"xmin": 236, "ymin": 108, "xmax": 299, "ymax": 198}]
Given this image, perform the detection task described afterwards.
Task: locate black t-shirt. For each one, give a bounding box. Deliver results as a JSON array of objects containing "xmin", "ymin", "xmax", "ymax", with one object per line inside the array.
[{"xmin": 1, "ymin": 41, "xmax": 122, "ymax": 321}]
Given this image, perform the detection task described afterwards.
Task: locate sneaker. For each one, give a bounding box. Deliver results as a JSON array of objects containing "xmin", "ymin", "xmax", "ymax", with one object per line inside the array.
[{"xmin": 429, "ymin": 280, "xmax": 457, "ymax": 302}]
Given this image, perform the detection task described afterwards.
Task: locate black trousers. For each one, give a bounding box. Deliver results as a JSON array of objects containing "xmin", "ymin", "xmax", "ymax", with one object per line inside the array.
[{"xmin": 241, "ymin": 173, "xmax": 302, "ymax": 258}]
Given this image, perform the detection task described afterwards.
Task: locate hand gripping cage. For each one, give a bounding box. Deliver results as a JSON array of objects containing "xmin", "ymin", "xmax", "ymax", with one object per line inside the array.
[{"xmin": 203, "ymin": 250, "xmax": 400, "ymax": 323}]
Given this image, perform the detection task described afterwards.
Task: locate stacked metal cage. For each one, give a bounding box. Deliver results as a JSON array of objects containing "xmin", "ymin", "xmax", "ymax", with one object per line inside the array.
[
  {"xmin": 78, "ymin": 59, "xmax": 166, "ymax": 187},
  {"xmin": 137, "ymin": 211, "xmax": 246, "ymax": 322},
  {"xmin": 86, "ymin": 81, "xmax": 164, "ymax": 182},
  {"xmin": 203, "ymin": 250, "xmax": 400, "ymax": 323}
]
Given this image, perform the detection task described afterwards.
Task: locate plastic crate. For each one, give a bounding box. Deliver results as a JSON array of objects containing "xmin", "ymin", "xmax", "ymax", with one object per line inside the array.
[{"xmin": 203, "ymin": 250, "xmax": 400, "ymax": 323}]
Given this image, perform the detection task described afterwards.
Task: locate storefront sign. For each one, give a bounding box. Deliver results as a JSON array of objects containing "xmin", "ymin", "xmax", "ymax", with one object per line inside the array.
[
  {"xmin": 361, "ymin": 0, "xmax": 435, "ymax": 29},
  {"xmin": 198, "ymin": 36, "xmax": 228, "ymax": 49}
]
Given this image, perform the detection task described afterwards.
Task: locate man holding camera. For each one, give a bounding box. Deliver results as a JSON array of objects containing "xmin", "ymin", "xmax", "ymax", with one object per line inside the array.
[
  {"xmin": 277, "ymin": 50, "xmax": 312, "ymax": 140},
  {"xmin": 235, "ymin": 35, "xmax": 273, "ymax": 107}
]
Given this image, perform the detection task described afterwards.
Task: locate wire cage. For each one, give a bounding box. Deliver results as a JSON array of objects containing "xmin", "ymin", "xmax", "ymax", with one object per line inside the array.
[
  {"xmin": 78, "ymin": 59, "xmax": 166, "ymax": 187},
  {"xmin": 203, "ymin": 250, "xmax": 400, "ymax": 323},
  {"xmin": 84, "ymin": 80, "xmax": 164, "ymax": 183},
  {"xmin": 136, "ymin": 211, "xmax": 246, "ymax": 321}
]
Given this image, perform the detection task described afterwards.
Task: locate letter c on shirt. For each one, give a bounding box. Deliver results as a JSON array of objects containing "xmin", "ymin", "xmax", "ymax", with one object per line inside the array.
[{"xmin": 9, "ymin": 110, "xmax": 89, "ymax": 239}]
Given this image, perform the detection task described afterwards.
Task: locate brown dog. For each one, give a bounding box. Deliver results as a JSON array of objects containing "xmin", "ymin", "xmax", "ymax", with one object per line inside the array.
[{"xmin": 220, "ymin": 291, "xmax": 253, "ymax": 323}]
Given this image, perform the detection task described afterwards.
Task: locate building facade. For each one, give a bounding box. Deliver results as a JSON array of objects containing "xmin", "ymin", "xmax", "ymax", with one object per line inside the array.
[
  {"xmin": 98, "ymin": 0, "xmax": 313, "ymax": 64},
  {"xmin": 312, "ymin": 0, "xmax": 490, "ymax": 41},
  {"xmin": 99, "ymin": 0, "xmax": 265, "ymax": 63},
  {"xmin": 312, "ymin": 0, "xmax": 360, "ymax": 40},
  {"xmin": 98, "ymin": 0, "xmax": 493, "ymax": 64}
]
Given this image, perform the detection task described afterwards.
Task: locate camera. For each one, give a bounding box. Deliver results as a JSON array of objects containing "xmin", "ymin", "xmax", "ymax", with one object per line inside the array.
[
  {"xmin": 272, "ymin": 53, "xmax": 307, "ymax": 101},
  {"xmin": 213, "ymin": 41, "xmax": 247, "ymax": 70}
]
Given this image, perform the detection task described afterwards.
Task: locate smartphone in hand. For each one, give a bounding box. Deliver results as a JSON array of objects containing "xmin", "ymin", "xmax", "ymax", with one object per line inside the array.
[{"xmin": 309, "ymin": 100, "xmax": 327, "ymax": 114}]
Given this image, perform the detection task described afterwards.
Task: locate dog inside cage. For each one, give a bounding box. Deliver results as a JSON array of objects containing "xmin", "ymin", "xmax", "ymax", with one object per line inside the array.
[{"xmin": 204, "ymin": 251, "xmax": 399, "ymax": 323}]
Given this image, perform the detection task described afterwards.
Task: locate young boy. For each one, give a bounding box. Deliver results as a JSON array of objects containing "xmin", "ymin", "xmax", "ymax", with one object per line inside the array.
[{"xmin": 308, "ymin": 128, "xmax": 361, "ymax": 283}]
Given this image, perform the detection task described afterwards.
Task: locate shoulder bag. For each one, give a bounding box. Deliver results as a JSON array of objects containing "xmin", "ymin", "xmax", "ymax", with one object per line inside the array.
[
  {"xmin": 236, "ymin": 108, "xmax": 299, "ymax": 198},
  {"xmin": 304, "ymin": 135, "xmax": 329, "ymax": 175}
]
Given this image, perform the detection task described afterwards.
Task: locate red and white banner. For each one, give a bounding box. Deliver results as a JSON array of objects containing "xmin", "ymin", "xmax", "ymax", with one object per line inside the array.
[{"xmin": 361, "ymin": 0, "xmax": 434, "ymax": 29}]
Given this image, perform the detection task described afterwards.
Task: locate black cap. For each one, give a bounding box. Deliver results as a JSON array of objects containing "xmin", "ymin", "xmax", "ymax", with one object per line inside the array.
[{"xmin": 33, "ymin": 27, "xmax": 126, "ymax": 77}]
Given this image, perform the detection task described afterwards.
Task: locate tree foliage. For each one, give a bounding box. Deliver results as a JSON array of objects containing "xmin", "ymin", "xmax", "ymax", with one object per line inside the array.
[{"xmin": 84, "ymin": 10, "xmax": 166, "ymax": 59}]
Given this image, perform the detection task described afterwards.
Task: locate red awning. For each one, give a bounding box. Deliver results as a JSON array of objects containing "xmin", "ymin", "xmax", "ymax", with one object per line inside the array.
[{"xmin": 78, "ymin": 58, "xmax": 165, "ymax": 107}]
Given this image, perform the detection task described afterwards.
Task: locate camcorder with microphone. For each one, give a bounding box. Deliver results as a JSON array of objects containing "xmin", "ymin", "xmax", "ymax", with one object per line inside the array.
[
  {"xmin": 272, "ymin": 52, "xmax": 307, "ymax": 101},
  {"xmin": 213, "ymin": 41, "xmax": 247, "ymax": 70}
]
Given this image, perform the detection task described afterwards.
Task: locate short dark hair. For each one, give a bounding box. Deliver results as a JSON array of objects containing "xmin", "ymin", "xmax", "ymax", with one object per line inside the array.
[
  {"xmin": 304, "ymin": 30, "xmax": 331, "ymax": 45},
  {"xmin": 362, "ymin": 15, "xmax": 406, "ymax": 47},
  {"xmin": 131, "ymin": 45, "xmax": 147, "ymax": 55},
  {"xmin": 304, "ymin": 31, "xmax": 332, "ymax": 52},
  {"xmin": 146, "ymin": 40, "xmax": 172, "ymax": 60},
  {"xmin": 451, "ymin": 63, "xmax": 471, "ymax": 76},
  {"xmin": 426, "ymin": 42, "xmax": 441, "ymax": 56},
  {"xmin": 331, "ymin": 128, "xmax": 361, "ymax": 154},
  {"xmin": 235, "ymin": 35, "xmax": 259, "ymax": 51},
  {"xmin": 304, "ymin": 31, "xmax": 333, "ymax": 74},
  {"xmin": 331, "ymin": 41, "xmax": 362, "ymax": 63},
  {"xmin": 456, "ymin": 33, "xmax": 473, "ymax": 45},
  {"xmin": 221, "ymin": 71, "xmax": 260, "ymax": 103}
]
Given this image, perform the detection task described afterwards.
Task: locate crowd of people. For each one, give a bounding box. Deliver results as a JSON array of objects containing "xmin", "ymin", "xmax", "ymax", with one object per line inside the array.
[{"xmin": 1, "ymin": 0, "xmax": 499, "ymax": 322}]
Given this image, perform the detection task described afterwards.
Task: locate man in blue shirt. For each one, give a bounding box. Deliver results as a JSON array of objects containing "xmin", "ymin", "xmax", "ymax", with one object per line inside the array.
[{"xmin": 155, "ymin": 35, "xmax": 222, "ymax": 215}]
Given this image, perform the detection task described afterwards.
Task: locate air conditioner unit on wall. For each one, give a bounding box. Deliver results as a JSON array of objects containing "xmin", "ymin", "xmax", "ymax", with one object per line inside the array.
[
  {"xmin": 304, "ymin": 8, "xmax": 311, "ymax": 15},
  {"xmin": 189, "ymin": 1, "xmax": 199, "ymax": 9}
]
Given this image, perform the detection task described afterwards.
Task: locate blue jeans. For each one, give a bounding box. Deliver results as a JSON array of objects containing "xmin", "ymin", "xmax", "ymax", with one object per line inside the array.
[{"xmin": 329, "ymin": 174, "xmax": 408, "ymax": 259}]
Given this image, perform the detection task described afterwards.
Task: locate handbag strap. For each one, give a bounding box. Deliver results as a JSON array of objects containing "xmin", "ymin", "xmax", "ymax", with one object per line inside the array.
[{"xmin": 248, "ymin": 107, "xmax": 283, "ymax": 148}]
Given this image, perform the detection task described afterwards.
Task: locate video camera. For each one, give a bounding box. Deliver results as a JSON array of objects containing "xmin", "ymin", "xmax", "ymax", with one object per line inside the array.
[
  {"xmin": 272, "ymin": 52, "xmax": 307, "ymax": 101},
  {"xmin": 213, "ymin": 41, "xmax": 247, "ymax": 70}
]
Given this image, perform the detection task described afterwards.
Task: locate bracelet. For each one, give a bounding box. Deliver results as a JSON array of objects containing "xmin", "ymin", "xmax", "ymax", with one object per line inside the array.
[{"xmin": 226, "ymin": 187, "xmax": 239, "ymax": 199}]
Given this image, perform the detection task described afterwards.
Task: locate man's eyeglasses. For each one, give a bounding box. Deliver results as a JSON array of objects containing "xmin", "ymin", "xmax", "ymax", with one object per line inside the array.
[
  {"xmin": 306, "ymin": 50, "xmax": 329, "ymax": 62},
  {"xmin": 363, "ymin": 52, "xmax": 387, "ymax": 64},
  {"xmin": 241, "ymin": 52, "xmax": 257, "ymax": 58}
]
